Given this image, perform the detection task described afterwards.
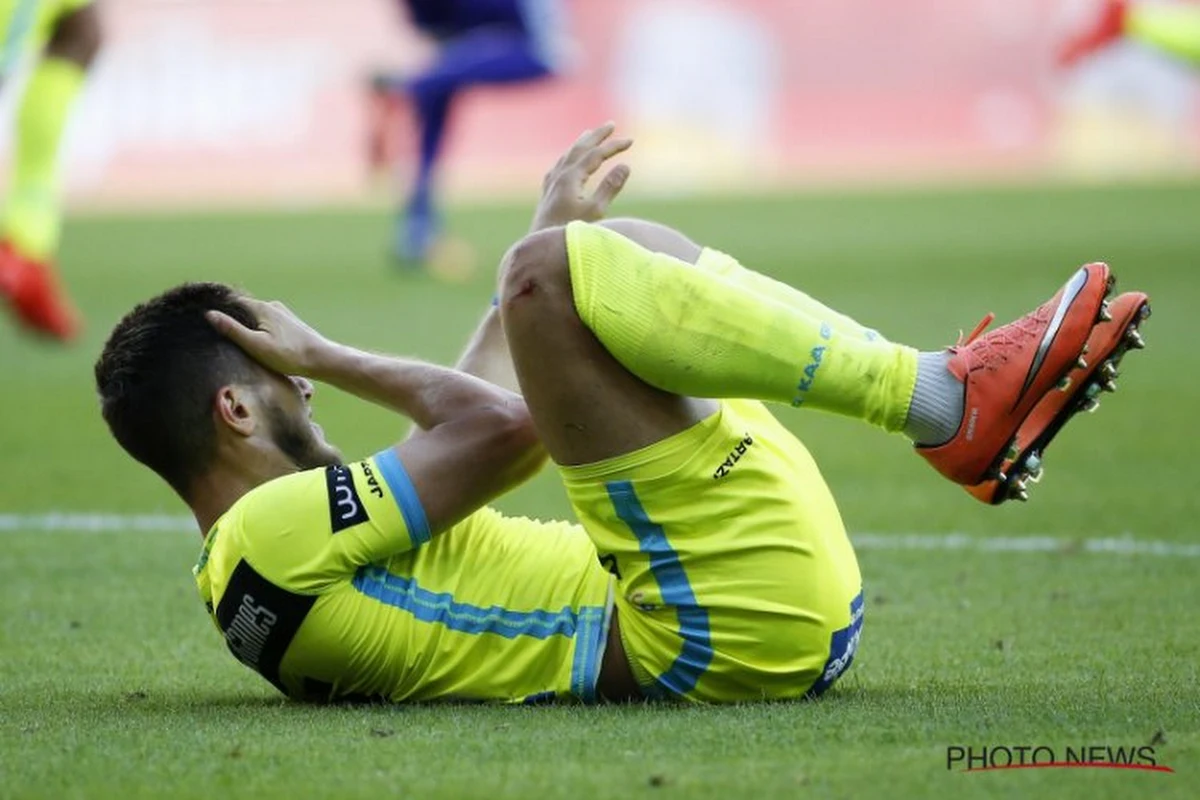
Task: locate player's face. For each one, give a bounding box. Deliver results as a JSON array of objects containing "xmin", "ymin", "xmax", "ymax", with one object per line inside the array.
[{"xmin": 262, "ymin": 374, "xmax": 343, "ymax": 470}]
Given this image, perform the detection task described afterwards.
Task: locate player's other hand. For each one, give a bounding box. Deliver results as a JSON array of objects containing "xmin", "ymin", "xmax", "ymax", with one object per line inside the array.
[
  {"xmin": 206, "ymin": 298, "xmax": 335, "ymax": 379},
  {"xmin": 531, "ymin": 122, "xmax": 632, "ymax": 231}
]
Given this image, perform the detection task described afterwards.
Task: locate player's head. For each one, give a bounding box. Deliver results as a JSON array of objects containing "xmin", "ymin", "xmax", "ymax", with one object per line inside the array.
[{"xmin": 95, "ymin": 282, "xmax": 341, "ymax": 499}]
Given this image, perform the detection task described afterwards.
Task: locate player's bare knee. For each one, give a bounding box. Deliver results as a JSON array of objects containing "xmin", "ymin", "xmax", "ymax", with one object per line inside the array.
[
  {"xmin": 498, "ymin": 227, "xmax": 572, "ymax": 313},
  {"xmin": 47, "ymin": 5, "xmax": 104, "ymax": 68}
]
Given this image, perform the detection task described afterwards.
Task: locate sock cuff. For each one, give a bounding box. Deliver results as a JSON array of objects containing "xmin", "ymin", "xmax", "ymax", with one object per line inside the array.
[
  {"xmin": 903, "ymin": 350, "xmax": 964, "ymax": 445},
  {"xmin": 885, "ymin": 345, "xmax": 921, "ymax": 432}
]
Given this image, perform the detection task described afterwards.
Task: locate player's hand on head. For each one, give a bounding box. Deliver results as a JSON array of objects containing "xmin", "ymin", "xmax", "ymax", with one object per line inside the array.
[
  {"xmin": 206, "ymin": 298, "xmax": 335, "ymax": 378},
  {"xmin": 531, "ymin": 122, "xmax": 633, "ymax": 231}
]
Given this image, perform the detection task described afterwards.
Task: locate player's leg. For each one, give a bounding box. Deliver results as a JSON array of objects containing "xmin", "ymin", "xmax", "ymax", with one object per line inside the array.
[
  {"xmin": 526, "ymin": 222, "xmax": 925, "ymax": 429},
  {"xmin": 501, "ymin": 220, "xmax": 1133, "ymax": 497},
  {"xmin": 500, "ymin": 224, "xmax": 915, "ymax": 461},
  {"xmin": 499, "ymin": 231, "xmax": 861, "ymax": 703},
  {"xmin": 601, "ymin": 218, "xmax": 883, "ymax": 342},
  {"xmin": 494, "ymin": 225, "xmax": 719, "ymax": 700},
  {"xmin": 397, "ymin": 25, "xmax": 556, "ymax": 263},
  {"xmin": 498, "ymin": 228, "xmax": 717, "ymax": 466},
  {"xmin": 0, "ymin": 0, "xmax": 100, "ymax": 340}
]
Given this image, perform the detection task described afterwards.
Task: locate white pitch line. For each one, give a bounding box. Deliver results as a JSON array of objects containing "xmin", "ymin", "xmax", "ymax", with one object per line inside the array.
[
  {"xmin": 0, "ymin": 512, "xmax": 195, "ymax": 533},
  {"xmin": 850, "ymin": 532, "xmax": 1200, "ymax": 558},
  {"xmin": 0, "ymin": 512, "xmax": 1198, "ymax": 558}
]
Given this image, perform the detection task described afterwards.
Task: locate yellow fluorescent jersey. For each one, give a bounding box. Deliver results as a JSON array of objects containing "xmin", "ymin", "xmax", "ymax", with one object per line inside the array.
[{"xmin": 193, "ymin": 450, "xmax": 614, "ymax": 704}]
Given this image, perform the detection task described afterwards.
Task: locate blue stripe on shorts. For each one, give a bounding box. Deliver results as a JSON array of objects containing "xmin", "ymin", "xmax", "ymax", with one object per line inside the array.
[{"xmin": 605, "ymin": 480, "xmax": 713, "ymax": 698}]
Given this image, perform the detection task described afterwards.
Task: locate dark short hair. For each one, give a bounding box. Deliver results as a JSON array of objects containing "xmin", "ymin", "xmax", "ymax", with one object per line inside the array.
[{"xmin": 95, "ymin": 282, "xmax": 265, "ymax": 496}]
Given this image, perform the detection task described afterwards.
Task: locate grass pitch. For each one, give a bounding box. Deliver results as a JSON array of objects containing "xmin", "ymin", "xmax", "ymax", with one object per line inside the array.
[{"xmin": 1, "ymin": 182, "xmax": 1198, "ymax": 799}]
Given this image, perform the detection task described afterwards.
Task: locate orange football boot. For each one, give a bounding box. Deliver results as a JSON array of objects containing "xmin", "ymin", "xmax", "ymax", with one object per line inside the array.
[
  {"xmin": 0, "ymin": 240, "xmax": 81, "ymax": 341},
  {"xmin": 965, "ymin": 291, "xmax": 1150, "ymax": 504},
  {"xmin": 1059, "ymin": 0, "xmax": 1128, "ymax": 67},
  {"xmin": 917, "ymin": 262, "xmax": 1115, "ymax": 486}
]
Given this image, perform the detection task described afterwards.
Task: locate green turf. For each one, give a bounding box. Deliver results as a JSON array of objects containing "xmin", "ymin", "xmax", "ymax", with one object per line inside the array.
[{"xmin": 1, "ymin": 182, "xmax": 1198, "ymax": 798}]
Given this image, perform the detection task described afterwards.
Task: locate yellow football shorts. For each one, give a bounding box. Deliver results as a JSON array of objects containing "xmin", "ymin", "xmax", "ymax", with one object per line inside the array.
[
  {"xmin": 561, "ymin": 398, "xmax": 864, "ymax": 703},
  {"xmin": 0, "ymin": 0, "xmax": 92, "ymax": 74}
]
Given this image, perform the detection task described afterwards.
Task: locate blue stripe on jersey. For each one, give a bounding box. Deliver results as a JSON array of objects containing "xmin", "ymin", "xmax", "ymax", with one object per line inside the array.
[
  {"xmin": 373, "ymin": 449, "xmax": 431, "ymax": 546},
  {"xmin": 353, "ymin": 565, "xmax": 601, "ymax": 641},
  {"xmin": 605, "ymin": 480, "xmax": 713, "ymax": 698}
]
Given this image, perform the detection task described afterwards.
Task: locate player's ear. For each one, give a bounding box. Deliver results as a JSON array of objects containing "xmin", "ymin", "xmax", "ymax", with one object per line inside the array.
[{"xmin": 213, "ymin": 384, "xmax": 258, "ymax": 438}]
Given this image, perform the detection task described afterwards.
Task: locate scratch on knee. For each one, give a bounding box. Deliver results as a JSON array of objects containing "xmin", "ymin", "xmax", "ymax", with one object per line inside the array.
[
  {"xmin": 510, "ymin": 277, "xmax": 539, "ymax": 302},
  {"xmin": 516, "ymin": 278, "xmax": 538, "ymax": 299}
]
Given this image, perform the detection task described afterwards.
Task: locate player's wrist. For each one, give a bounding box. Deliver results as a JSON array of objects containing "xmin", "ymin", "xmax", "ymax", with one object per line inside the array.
[
  {"xmin": 529, "ymin": 209, "xmax": 562, "ymax": 232},
  {"xmin": 303, "ymin": 340, "xmax": 352, "ymax": 382},
  {"xmin": 530, "ymin": 193, "xmax": 581, "ymax": 232}
]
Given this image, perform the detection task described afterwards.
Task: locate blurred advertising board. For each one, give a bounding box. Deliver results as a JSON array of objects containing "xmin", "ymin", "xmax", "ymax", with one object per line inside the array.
[{"xmin": 5, "ymin": 0, "xmax": 1196, "ymax": 208}]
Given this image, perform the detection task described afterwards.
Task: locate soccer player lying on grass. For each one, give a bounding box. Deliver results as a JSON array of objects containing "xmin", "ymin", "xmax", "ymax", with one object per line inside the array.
[{"xmin": 94, "ymin": 125, "xmax": 1151, "ymax": 704}]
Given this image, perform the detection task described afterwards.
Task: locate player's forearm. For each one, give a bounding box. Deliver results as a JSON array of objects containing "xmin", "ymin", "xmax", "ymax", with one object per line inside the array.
[
  {"xmin": 397, "ymin": 404, "xmax": 547, "ymax": 537},
  {"xmin": 454, "ymin": 307, "xmax": 522, "ymax": 393},
  {"xmin": 310, "ymin": 343, "xmax": 521, "ymax": 431}
]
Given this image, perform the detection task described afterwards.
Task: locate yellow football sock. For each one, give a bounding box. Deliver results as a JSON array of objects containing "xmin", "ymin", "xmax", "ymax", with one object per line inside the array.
[
  {"xmin": 4, "ymin": 57, "xmax": 87, "ymax": 261},
  {"xmin": 694, "ymin": 246, "xmax": 885, "ymax": 342},
  {"xmin": 1128, "ymin": 3, "xmax": 1200, "ymax": 64},
  {"xmin": 565, "ymin": 222, "xmax": 917, "ymax": 432}
]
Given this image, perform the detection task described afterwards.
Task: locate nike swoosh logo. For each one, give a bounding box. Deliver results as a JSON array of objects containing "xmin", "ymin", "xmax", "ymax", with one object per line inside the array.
[{"xmin": 1020, "ymin": 267, "xmax": 1090, "ymax": 399}]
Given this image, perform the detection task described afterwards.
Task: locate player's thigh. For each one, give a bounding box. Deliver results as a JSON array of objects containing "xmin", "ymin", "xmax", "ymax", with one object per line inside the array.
[
  {"xmin": 563, "ymin": 399, "xmax": 864, "ymax": 702},
  {"xmin": 498, "ymin": 227, "xmax": 717, "ymax": 467}
]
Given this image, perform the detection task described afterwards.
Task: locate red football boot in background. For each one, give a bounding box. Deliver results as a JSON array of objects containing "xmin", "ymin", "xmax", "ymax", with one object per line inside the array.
[
  {"xmin": 0, "ymin": 240, "xmax": 80, "ymax": 342},
  {"xmin": 1060, "ymin": 0, "xmax": 1129, "ymax": 67}
]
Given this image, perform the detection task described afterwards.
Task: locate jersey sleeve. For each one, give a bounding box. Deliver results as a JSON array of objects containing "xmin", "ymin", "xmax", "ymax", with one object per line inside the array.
[
  {"xmin": 326, "ymin": 448, "xmax": 433, "ymax": 567},
  {"xmin": 231, "ymin": 449, "xmax": 432, "ymax": 592}
]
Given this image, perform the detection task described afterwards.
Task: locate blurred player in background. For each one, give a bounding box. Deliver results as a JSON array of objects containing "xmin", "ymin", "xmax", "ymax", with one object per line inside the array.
[
  {"xmin": 1061, "ymin": 0, "xmax": 1200, "ymax": 66},
  {"xmin": 0, "ymin": 0, "xmax": 101, "ymax": 341},
  {"xmin": 369, "ymin": 0, "xmax": 570, "ymax": 268}
]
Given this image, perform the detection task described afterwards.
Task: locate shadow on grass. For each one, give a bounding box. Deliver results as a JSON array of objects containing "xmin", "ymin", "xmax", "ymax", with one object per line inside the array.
[{"xmin": 25, "ymin": 676, "xmax": 934, "ymax": 726}]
